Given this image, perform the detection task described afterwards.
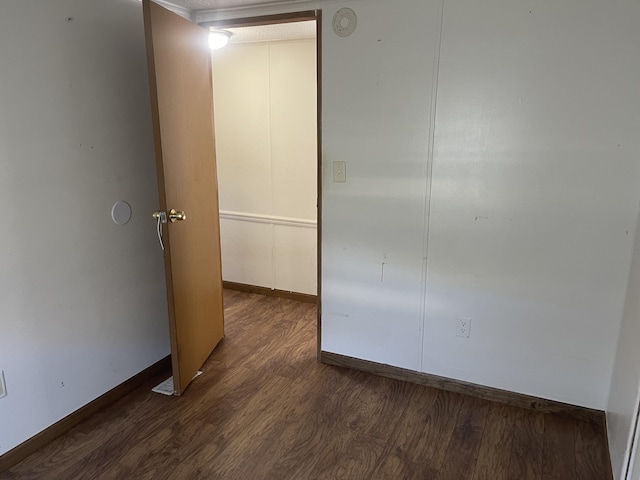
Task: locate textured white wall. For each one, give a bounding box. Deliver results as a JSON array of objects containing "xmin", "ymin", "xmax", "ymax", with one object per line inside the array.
[
  {"xmin": 319, "ymin": 0, "xmax": 440, "ymax": 371},
  {"xmin": 0, "ymin": 0, "xmax": 169, "ymax": 454},
  {"xmin": 213, "ymin": 39, "xmax": 317, "ymax": 295},
  {"xmin": 425, "ymin": 0, "xmax": 640, "ymax": 409},
  {"xmin": 199, "ymin": 0, "xmax": 640, "ymax": 411}
]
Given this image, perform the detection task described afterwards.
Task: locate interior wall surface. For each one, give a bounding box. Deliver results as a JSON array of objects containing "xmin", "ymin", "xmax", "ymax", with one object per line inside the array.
[
  {"xmin": 0, "ymin": 0, "xmax": 170, "ymax": 455},
  {"xmin": 318, "ymin": 0, "xmax": 441, "ymax": 371},
  {"xmin": 212, "ymin": 39, "xmax": 317, "ymax": 295},
  {"xmin": 424, "ymin": 0, "xmax": 640, "ymax": 409}
]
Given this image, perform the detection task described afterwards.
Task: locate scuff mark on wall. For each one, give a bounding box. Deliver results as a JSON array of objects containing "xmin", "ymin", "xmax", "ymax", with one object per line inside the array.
[{"xmin": 381, "ymin": 253, "xmax": 388, "ymax": 283}]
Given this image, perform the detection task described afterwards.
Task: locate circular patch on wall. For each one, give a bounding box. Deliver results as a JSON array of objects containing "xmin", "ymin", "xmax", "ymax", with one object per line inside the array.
[
  {"xmin": 111, "ymin": 201, "xmax": 132, "ymax": 225},
  {"xmin": 332, "ymin": 8, "xmax": 357, "ymax": 37}
]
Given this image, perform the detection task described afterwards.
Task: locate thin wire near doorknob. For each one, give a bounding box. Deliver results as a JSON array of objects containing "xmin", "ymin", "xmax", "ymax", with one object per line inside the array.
[{"xmin": 156, "ymin": 215, "xmax": 164, "ymax": 253}]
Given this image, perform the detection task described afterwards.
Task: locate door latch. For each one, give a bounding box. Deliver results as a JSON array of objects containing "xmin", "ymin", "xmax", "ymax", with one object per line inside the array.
[
  {"xmin": 152, "ymin": 211, "xmax": 168, "ymax": 224},
  {"xmin": 152, "ymin": 209, "xmax": 186, "ymax": 252},
  {"xmin": 152, "ymin": 211, "xmax": 168, "ymax": 252}
]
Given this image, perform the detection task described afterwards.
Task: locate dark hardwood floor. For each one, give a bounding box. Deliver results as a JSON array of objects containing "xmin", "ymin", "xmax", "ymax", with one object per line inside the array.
[{"xmin": 2, "ymin": 290, "xmax": 612, "ymax": 479}]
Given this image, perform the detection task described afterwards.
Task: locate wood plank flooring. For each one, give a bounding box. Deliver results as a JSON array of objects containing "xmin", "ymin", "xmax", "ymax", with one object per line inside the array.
[{"xmin": 1, "ymin": 290, "xmax": 612, "ymax": 480}]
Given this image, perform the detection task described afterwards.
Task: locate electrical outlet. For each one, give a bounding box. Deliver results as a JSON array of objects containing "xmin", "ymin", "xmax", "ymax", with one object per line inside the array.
[
  {"xmin": 457, "ymin": 317, "xmax": 471, "ymax": 338},
  {"xmin": 0, "ymin": 370, "xmax": 7, "ymax": 398}
]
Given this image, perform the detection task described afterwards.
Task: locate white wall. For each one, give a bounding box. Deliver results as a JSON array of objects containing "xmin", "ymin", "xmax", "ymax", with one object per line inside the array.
[
  {"xmin": 198, "ymin": 0, "xmax": 640, "ymax": 411},
  {"xmin": 0, "ymin": 0, "xmax": 169, "ymax": 455},
  {"xmin": 212, "ymin": 39, "xmax": 317, "ymax": 295},
  {"xmin": 425, "ymin": 0, "xmax": 640, "ymax": 409},
  {"xmin": 608, "ymin": 204, "xmax": 640, "ymax": 479},
  {"xmin": 319, "ymin": 0, "xmax": 440, "ymax": 371}
]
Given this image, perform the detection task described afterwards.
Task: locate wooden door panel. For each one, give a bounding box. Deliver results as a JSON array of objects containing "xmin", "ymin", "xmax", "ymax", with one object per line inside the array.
[{"xmin": 143, "ymin": 0, "xmax": 224, "ymax": 395}]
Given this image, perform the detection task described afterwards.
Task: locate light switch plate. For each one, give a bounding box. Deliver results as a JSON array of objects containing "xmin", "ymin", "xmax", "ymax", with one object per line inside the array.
[
  {"xmin": 0, "ymin": 370, "xmax": 7, "ymax": 398},
  {"xmin": 333, "ymin": 161, "xmax": 346, "ymax": 183}
]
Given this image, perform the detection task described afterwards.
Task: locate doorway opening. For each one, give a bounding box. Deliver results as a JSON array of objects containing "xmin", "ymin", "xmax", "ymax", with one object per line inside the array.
[{"xmin": 202, "ymin": 12, "xmax": 322, "ymax": 354}]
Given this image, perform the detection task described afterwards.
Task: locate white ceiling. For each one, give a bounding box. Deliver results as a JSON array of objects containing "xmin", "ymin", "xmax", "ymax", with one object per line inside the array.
[
  {"xmin": 224, "ymin": 20, "xmax": 316, "ymax": 44},
  {"xmin": 159, "ymin": 0, "xmax": 317, "ymax": 44},
  {"xmin": 167, "ymin": 0, "xmax": 296, "ymax": 10}
]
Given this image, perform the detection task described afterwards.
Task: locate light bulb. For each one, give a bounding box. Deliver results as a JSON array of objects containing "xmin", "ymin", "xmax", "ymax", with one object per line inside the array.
[{"xmin": 209, "ymin": 30, "xmax": 231, "ymax": 51}]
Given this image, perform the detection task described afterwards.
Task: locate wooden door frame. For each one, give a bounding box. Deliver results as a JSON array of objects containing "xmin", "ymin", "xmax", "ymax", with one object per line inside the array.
[
  {"xmin": 623, "ymin": 388, "xmax": 640, "ymax": 480},
  {"xmin": 200, "ymin": 11, "xmax": 323, "ymax": 360}
]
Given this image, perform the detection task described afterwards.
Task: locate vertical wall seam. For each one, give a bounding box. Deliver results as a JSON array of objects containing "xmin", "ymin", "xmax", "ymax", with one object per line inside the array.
[
  {"xmin": 419, "ymin": 0, "xmax": 445, "ymax": 373},
  {"xmin": 267, "ymin": 44, "xmax": 277, "ymax": 289}
]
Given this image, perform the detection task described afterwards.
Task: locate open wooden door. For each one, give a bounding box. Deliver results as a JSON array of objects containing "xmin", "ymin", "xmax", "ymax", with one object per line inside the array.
[{"xmin": 142, "ymin": 0, "xmax": 224, "ymax": 395}]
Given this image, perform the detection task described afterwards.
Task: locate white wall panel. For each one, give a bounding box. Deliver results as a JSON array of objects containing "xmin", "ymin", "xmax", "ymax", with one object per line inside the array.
[
  {"xmin": 320, "ymin": 0, "xmax": 440, "ymax": 370},
  {"xmin": 0, "ymin": 0, "xmax": 169, "ymax": 454},
  {"xmin": 213, "ymin": 44, "xmax": 272, "ymax": 215},
  {"xmin": 213, "ymin": 38, "xmax": 317, "ymax": 295},
  {"xmin": 270, "ymin": 40, "xmax": 318, "ymax": 221},
  {"xmin": 274, "ymin": 224, "xmax": 317, "ymax": 295},
  {"xmin": 426, "ymin": 0, "xmax": 640, "ymax": 408},
  {"xmin": 219, "ymin": 218, "xmax": 273, "ymax": 287}
]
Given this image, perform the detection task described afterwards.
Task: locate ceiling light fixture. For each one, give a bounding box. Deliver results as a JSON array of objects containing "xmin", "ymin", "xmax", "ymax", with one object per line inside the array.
[{"xmin": 209, "ymin": 29, "xmax": 232, "ymax": 51}]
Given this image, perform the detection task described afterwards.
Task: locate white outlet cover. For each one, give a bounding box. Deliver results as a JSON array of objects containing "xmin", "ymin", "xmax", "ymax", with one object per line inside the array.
[
  {"xmin": 456, "ymin": 317, "xmax": 471, "ymax": 338},
  {"xmin": 0, "ymin": 370, "xmax": 7, "ymax": 398}
]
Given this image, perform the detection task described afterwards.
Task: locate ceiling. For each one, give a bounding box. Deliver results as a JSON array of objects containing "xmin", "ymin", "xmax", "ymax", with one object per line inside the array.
[
  {"xmin": 160, "ymin": 0, "xmax": 317, "ymax": 44},
  {"xmin": 166, "ymin": 0, "xmax": 297, "ymax": 11},
  {"xmin": 225, "ymin": 20, "xmax": 316, "ymax": 44}
]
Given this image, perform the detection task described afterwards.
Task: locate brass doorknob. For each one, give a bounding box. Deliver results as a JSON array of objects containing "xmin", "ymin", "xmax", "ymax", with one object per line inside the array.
[{"xmin": 169, "ymin": 209, "xmax": 187, "ymax": 223}]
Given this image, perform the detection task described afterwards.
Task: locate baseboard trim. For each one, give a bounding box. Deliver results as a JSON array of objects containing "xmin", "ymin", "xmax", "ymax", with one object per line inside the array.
[
  {"xmin": 0, "ymin": 355, "xmax": 171, "ymax": 473},
  {"xmin": 320, "ymin": 351, "xmax": 605, "ymax": 426},
  {"xmin": 223, "ymin": 281, "xmax": 317, "ymax": 304}
]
